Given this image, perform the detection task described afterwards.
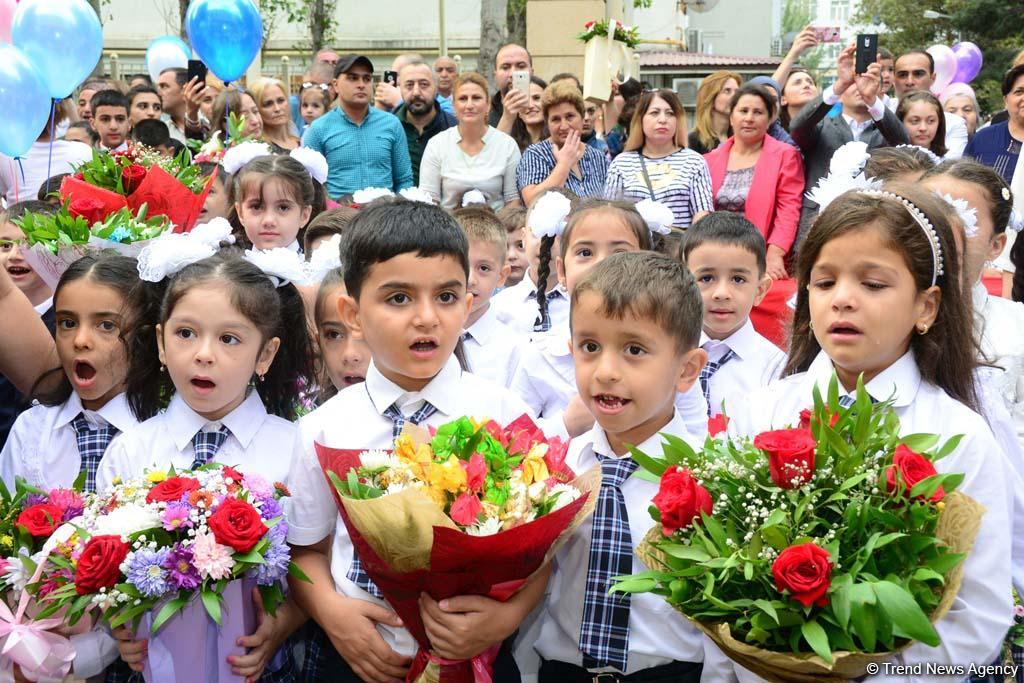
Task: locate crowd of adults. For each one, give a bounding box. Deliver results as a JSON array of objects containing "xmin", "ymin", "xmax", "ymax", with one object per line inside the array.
[{"xmin": 3, "ymin": 31, "xmax": 1024, "ymax": 278}]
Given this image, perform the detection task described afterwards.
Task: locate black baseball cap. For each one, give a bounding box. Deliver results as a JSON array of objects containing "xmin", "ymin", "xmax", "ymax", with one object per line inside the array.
[{"xmin": 334, "ymin": 54, "xmax": 374, "ymax": 78}]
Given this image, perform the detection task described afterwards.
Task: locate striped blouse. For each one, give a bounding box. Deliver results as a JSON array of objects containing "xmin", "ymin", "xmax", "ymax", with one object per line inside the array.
[
  {"xmin": 516, "ymin": 140, "xmax": 609, "ymax": 199},
  {"xmin": 603, "ymin": 148, "xmax": 714, "ymax": 229}
]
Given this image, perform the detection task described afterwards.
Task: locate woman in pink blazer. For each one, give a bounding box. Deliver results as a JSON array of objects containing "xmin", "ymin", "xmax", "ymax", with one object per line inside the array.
[{"xmin": 703, "ymin": 82, "xmax": 805, "ymax": 279}]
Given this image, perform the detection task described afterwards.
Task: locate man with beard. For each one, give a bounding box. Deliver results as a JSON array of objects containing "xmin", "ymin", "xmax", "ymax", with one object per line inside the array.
[{"xmin": 395, "ymin": 60, "xmax": 457, "ymax": 185}]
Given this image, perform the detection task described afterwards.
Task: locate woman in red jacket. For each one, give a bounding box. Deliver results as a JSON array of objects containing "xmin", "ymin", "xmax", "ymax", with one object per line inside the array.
[{"xmin": 703, "ymin": 82, "xmax": 805, "ymax": 279}]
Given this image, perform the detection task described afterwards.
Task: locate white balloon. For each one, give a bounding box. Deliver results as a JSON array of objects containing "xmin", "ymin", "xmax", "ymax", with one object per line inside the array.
[{"xmin": 146, "ymin": 37, "xmax": 189, "ymax": 83}]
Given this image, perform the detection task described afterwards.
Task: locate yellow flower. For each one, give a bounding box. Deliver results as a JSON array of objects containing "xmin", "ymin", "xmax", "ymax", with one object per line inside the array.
[
  {"xmin": 521, "ymin": 444, "xmax": 551, "ymax": 486},
  {"xmin": 146, "ymin": 470, "xmax": 168, "ymax": 483},
  {"xmin": 427, "ymin": 455, "xmax": 468, "ymax": 494}
]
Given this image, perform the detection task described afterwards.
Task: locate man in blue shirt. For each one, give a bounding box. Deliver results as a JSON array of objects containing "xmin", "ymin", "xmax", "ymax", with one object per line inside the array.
[{"xmin": 303, "ymin": 54, "xmax": 413, "ymax": 199}]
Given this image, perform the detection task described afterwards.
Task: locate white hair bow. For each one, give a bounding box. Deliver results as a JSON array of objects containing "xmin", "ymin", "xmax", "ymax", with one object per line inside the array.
[
  {"xmin": 529, "ymin": 192, "xmax": 572, "ymax": 239},
  {"xmin": 221, "ymin": 141, "xmax": 272, "ymax": 175}
]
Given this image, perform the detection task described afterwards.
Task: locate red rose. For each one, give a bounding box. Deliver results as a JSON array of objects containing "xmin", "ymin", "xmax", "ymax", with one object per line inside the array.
[
  {"xmin": 653, "ymin": 465, "xmax": 713, "ymax": 536},
  {"xmin": 755, "ymin": 428, "xmax": 817, "ymax": 489},
  {"xmin": 208, "ymin": 499, "xmax": 267, "ymax": 553},
  {"xmin": 75, "ymin": 535, "xmax": 130, "ymax": 595},
  {"xmin": 146, "ymin": 476, "xmax": 201, "ymax": 504},
  {"xmin": 885, "ymin": 444, "xmax": 944, "ymax": 502},
  {"xmin": 121, "ymin": 164, "xmax": 147, "ymax": 194},
  {"xmin": 16, "ymin": 504, "xmax": 63, "ymax": 537},
  {"xmin": 68, "ymin": 197, "xmax": 106, "ymax": 225},
  {"xmin": 772, "ymin": 542, "xmax": 833, "ymax": 607},
  {"xmin": 708, "ymin": 413, "xmax": 729, "ymax": 437}
]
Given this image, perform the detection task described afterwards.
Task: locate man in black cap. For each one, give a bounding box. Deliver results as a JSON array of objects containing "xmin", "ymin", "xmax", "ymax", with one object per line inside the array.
[{"xmin": 303, "ymin": 53, "xmax": 413, "ymax": 198}]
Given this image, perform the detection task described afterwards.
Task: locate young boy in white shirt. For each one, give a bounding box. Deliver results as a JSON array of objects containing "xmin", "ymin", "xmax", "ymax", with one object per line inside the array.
[
  {"xmin": 286, "ymin": 200, "xmax": 538, "ymax": 683},
  {"xmin": 452, "ymin": 206, "xmax": 525, "ymax": 387},
  {"xmin": 682, "ymin": 213, "xmax": 786, "ymax": 419},
  {"xmin": 535, "ymin": 250, "xmax": 708, "ymax": 681}
]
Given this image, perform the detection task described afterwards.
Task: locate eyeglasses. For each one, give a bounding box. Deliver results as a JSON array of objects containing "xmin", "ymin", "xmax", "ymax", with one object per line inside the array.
[{"xmin": 302, "ymin": 82, "xmax": 330, "ymax": 91}]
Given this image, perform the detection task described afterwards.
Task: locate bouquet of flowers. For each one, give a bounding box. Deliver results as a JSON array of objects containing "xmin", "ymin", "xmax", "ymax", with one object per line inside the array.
[
  {"xmin": 0, "ymin": 477, "xmax": 88, "ymax": 682},
  {"xmin": 615, "ymin": 378, "xmax": 983, "ymax": 681},
  {"xmin": 38, "ymin": 464, "xmax": 305, "ymax": 683},
  {"xmin": 317, "ymin": 414, "xmax": 600, "ymax": 683},
  {"xmin": 59, "ymin": 143, "xmax": 215, "ymax": 237},
  {"xmin": 15, "ymin": 202, "xmax": 170, "ymax": 289}
]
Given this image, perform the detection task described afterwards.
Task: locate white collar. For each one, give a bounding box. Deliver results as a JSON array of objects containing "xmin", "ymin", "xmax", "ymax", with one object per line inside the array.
[
  {"xmin": 56, "ymin": 391, "xmax": 136, "ymax": 432},
  {"xmin": 465, "ymin": 305, "xmax": 503, "ymax": 345},
  {"xmin": 700, "ymin": 318, "xmax": 760, "ymax": 361},
  {"xmin": 33, "ymin": 297, "xmax": 53, "ymax": 316},
  {"xmin": 585, "ymin": 409, "xmax": 691, "ymax": 460},
  {"xmin": 806, "ymin": 349, "xmax": 921, "ymax": 408},
  {"xmin": 167, "ymin": 390, "xmax": 266, "ymax": 452},
  {"xmin": 363, "ymin": 354, "xmax": 462, "ymax": 419}
]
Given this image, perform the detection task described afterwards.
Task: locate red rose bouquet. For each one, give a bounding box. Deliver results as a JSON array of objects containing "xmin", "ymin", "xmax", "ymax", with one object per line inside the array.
[
  {"xmin": 614, "ymin": 376, "xmax": 983, "ymax": 681},
  {"xmin": 317, "ymin": 414, "xmax": 600, "ymax": 683},
  {"xmin": 37, "ymin": 464, "xmax": 307, "ymax": 682}
]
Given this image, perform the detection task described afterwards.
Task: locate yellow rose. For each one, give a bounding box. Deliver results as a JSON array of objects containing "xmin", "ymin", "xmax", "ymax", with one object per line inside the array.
[
  {"xmin": 427, "ymin": 456, "xmax": 468, "ymax": 494},
  {"xmin": 146, "ymin": 470, "xmax": 168, "ymax": 483}
]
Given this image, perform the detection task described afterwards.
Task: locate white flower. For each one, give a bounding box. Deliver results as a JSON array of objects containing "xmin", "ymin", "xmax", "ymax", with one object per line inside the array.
[
  {"xmin": 244, "ymin": 247, "xmax": 309, "ymax": 287},
  {"xmin": 547, "ymin": 483, "xmax": 582, "ymax": 512},
  {"xmin": 352, "ymin": 187, "xmax": 395, "ymax": 205},
  {"xmin": 399, "ymin": 187, "xmax": 436, "ymax": 204},
  {"xmin": 529, "ymin": 192, "xmax": 572, "ymax": 238},
  {"xmin": 634, "ymin": 198, "xmax": 674, "ymax": 235},
  {"xmin": 289, "ymin": 147, "xmax": 329, "ymax": 184},
  {"xmin": 221, "ymin": 141, "xmax": 272, "ymax": 175},
  {"xmin": 94, "ymin": 504, "xmax": 162, "ymax": 537},
  {"xmin": 466, "ymin": 517, "xmax": 503, "ymax": 537},
  {"xmin": 188, "ymin": 217, "xmax": 236, "ymax": 248},
  {"xmin": 305, "ymin": 233, "xmax": 342, "ymax": 284},
  {"xmin": 136, "ymin": 232, "xmax": 217, "ymax": 282},
  {"xmin": 461, "ymin": 189, "xmax": 487, "ymax": 207},
  {"xmin": 934, "ymin": 192, "xmax": 979, "ymax": 238}
]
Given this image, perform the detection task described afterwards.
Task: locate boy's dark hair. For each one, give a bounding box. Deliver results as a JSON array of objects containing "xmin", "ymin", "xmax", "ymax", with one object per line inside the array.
[
  {"xmin": 160, "ymin": 67, "xmax": 188, "ymax": 87},
  {"xmin": 38, "ymin": 174, "xmax": 71, "ymax": 202},
  {"xmin": 65, "ymin": 121, "xmax": 97, "ymax": 144},
  {"xmin": 341, "ymin": 200, "xmax": 469, "ymax": 299},
  {"xmin": 922, "ymin": 158, "xmax": 1014, "ymax": 235},
  {"xmin": 571, "ymin": 251, "xmax": 703, "ymax": 353},
  {"xmin": 31, "ymin": 254, "xmax": 140, "ymax": 410},
  {"xmin": 682, "ymin": 212, "xmax": 767, "ymax": 275},
  {"xmin": 89, "ymin": 89, "xmax": 130, "ymax": 114},
  {"xmin": 864, "ymin": 146, "xmax": 937, "ymax": 182},
  {"xmin": 304, "ymin": 207, "xmax": 358, "ymax": 255},
  {"xmin": 127, "ymin": 84, "xmax": 160, "ymax": 106},
  {"xmin": 132, "ymin": 119, "xmax": 172, "ymax": 147}
]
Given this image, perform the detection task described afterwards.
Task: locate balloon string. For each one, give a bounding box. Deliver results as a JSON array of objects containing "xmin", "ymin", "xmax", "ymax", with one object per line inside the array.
[{"xmin": 45, "ymin": 99, "xmax": 57, "ymax": 194}]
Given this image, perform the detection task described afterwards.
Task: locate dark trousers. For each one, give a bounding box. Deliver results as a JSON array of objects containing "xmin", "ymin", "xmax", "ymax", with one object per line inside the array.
[
  {"xmin": 300, "ymin": 621, "xmax": 520, "ymax": 682},
  {"xmin": 538, "ymin": 659, "xmax": 702, "ymax": 683}
]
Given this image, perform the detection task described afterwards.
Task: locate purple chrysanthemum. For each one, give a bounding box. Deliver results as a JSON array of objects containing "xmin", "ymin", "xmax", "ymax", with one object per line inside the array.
[
  {"xmin": 126, "ymin": 547, "xmax": 171, "ymax": 598},
  {"xmin": 163, "ymin": 545, "xmax": 201, "ymax": 590}
]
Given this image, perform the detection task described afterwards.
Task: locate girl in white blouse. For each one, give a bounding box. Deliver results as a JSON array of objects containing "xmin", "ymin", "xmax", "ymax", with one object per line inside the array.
[
  {"xmin": 100, "ymin": 251, "xmax": 315, "ymax": 682},
  {"xmin": 707, "ymin": 188, "xmax": 1014, "ymax": 681}
]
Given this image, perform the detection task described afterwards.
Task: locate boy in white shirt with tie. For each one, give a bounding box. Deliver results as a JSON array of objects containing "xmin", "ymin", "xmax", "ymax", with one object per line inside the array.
[
  {"xmin": 286, "ymin": 200, "xmax": 536, "ymax": 683},
  {"xmin": 535, "ymin": 250, "xmax": 708, "ymax": 681},
  {"xmin": 452, "ymin": 206, "xmax": 525, "ymax": 387},
  {"xmin": 682, "ymin": 213, "xmax": 786, "ymax": 420}
]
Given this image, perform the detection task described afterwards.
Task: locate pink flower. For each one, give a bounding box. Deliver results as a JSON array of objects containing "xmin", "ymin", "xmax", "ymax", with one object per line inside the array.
[
  {"xmin": 462, "ymin": 454, "xmax": 487, "ymax": 493},
  {"xmin": 450, "ymin": 493, "xmax": 483, "ymax": 527},
  {"xmin": 191, "ymin": 530, "xmax": 236, "ymax": 581}
]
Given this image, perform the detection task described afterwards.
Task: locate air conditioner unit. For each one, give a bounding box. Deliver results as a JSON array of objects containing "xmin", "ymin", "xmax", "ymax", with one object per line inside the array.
[
  {"xmin": 672, "ymin": 77, "xmax": 702, "ymax": 104},
  {"xmin": 685, "ymin": 28, "xmax": 702, "ymax": 52}
]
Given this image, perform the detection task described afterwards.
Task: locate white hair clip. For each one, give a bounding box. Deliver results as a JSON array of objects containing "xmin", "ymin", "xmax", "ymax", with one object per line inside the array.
[
  {"xmin": 399, "ymin": 187, "xmax": 435, "ymax": 204},
  {"xmin": 305, "ymin": 233, "xmax": 342, "ymax": 284},
  {"xmin": 529, "ymin": 192, "xmax": 572, "ymax": 239},
  {"xmin": 244, "ymin": 247, "xmax": 309, "ymax": 288},
  {"xmin": 221, "ymin": 141, "xmax": 272, "ymax": 175},
  {"xmin": 289, "ymin": 147, "xmax": 329, "ymax": 184},
  {"xmin": 634, "ymin": 198, "xmax": 674, "ymax": 235},
  {"xmin": 935, "ymin": 192, "xmax": 978, "ymax": 238},
  {"xmin": 894, "ymin": 144, "xmax": 941, "ymax": 165},
  {"xmin": 858, "ymin": 190, "xmax": 944, "ymax": 286},
  {"xmin": 352, "ymin": 187, "xmax": 395, "ymax": 205},
  {"xmin": 137, "ymin": 233, "xmax": 217, "ymax": 283},
  {"xmin": 461, "ymin": 189, "xmax": 487, "ymax": 207}
]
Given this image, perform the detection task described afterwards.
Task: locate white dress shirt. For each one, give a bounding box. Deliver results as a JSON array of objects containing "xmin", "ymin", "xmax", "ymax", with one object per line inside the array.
[
  {"xmin": 535, "ymin": 410, "xmax": 704, "ymax": 672},
  {"xmin": 98, "ymin": 390, "xmax": 297, "ymax": 492},
  {"xmin": 700, "ymin": 320, "xmax": 786, "ymax": 418},
  {"xmin": 973, "ymin": 281, "xmax": 1024, "ymax": 445},
  {"xmin": 462, "ymin": 305, "xmax": 525, "ymax": 388},
  {"xmin": 510, "ymin": 322, "xmax": 710, "ymax": 440},
  {"xmin": 419, "ymin": 125, "xmax": 522, "ymax": 210},
  {"xmin": 0, "ymin": 392, "xmax": 138, "ymax": 678},
  {"xmin": 286, "ymin": 356, "xmax": 533, "ymax": 658},
  {"xmin": 706, "ymin": 350, "xmax": 1013, "ymax": 683},
  {"xmin": 490, "ymin": 270, "xmax": 570, "ymax": 339}
]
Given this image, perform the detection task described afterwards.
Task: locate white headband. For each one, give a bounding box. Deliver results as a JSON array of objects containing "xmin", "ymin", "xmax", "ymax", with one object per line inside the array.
[
  {"xmin": 530, "ymin": 192, "xmax": 572, "ymax": 239},
  {"xmin": 634, "ymin": 198, "xmax": 674, "ymax": 235},
  {"xmin": 137, "ymin": 218, "xmax": 236, "ymax": 282},
  {"xmin": 858, "ymin": 190, "xmax": 945, "ymax": 287}
]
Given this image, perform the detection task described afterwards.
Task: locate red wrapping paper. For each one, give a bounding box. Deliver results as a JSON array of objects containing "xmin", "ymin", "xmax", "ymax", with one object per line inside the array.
[{"xmin": 314, "ymin": 441, "xmax": 599, "ymax": 683}]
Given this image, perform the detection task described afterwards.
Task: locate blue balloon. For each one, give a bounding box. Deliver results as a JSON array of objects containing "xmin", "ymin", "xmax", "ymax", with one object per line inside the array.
[
  {"xmin": 11, "ymin": 0, "xmax": 103, "ymax": 99},
  {"xmin": 186, "ymin": 0, "xmax": 263, "ymax": 84},
  {"xmin": 0, "ymin": 44, "xmax": 52, "ymax": 158}
]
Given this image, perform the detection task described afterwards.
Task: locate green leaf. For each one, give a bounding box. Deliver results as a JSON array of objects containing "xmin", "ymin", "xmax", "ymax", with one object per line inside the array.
[
  {"xmin": 873, "ymin": 581, "xmax": 939, "ymax": 646},
  {"xmin": 201, "ymin": 589, "xmax": 223, "ymax": 625},
  {"xmin": 801, "ymin": 620, "xmax": 833, "ymax": 664}
]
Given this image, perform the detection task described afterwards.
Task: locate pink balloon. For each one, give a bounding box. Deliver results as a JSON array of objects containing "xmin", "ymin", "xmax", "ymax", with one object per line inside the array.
[
  {"xmin": 0, "ymin": 0, "xmax": 16, "ymax": 43},
  {"xmin": 927, "ymin": 44, "xmax": 957, "ymax": 96}
]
